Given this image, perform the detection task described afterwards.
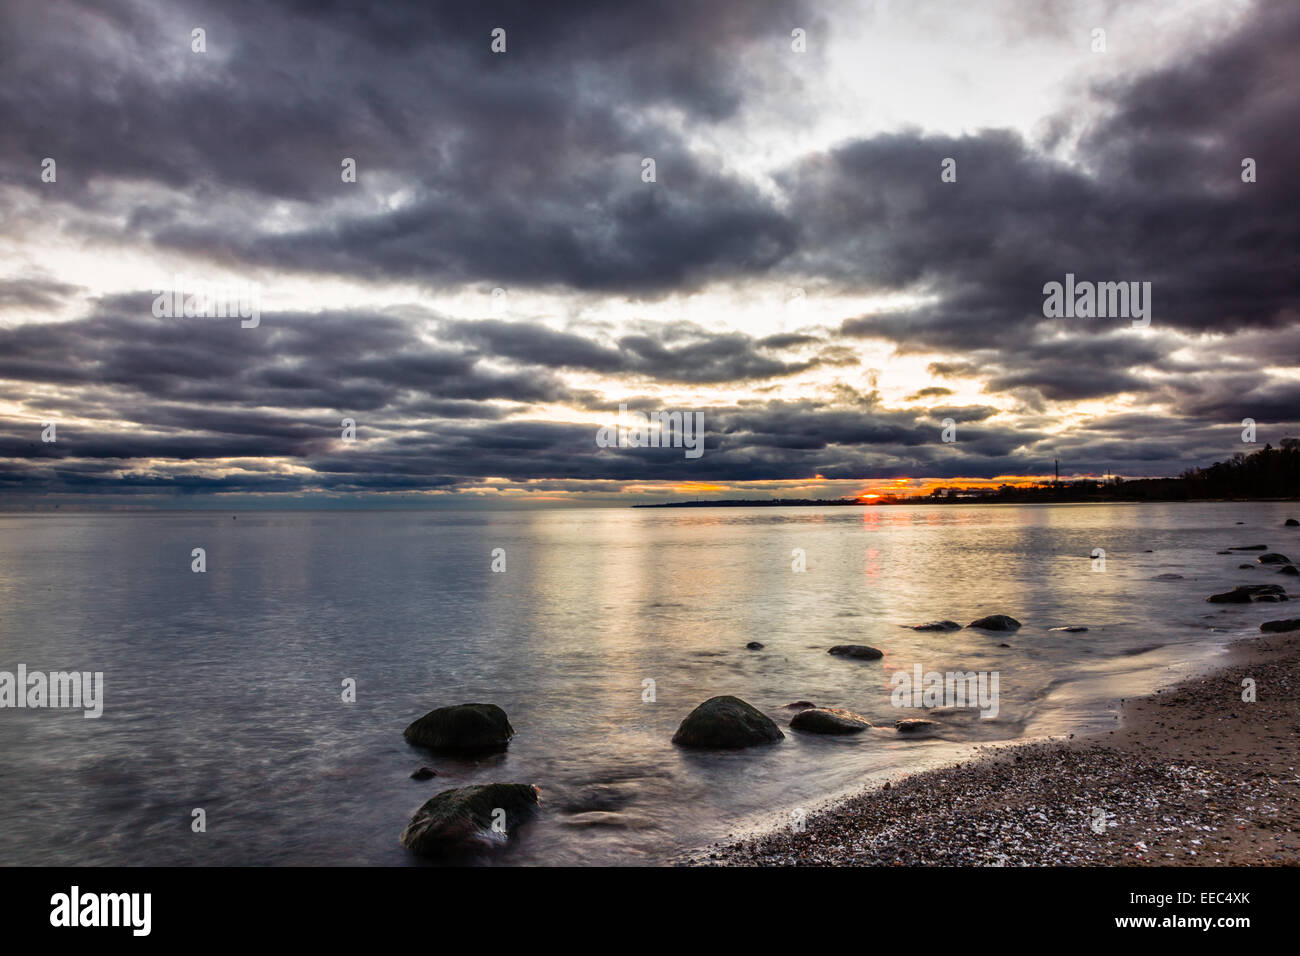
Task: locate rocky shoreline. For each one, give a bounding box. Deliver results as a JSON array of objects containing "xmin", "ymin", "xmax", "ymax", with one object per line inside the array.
[
  {"xmin": 397, "ymin": 523, "xmax": 1298, "ymax": 863},
  {"xmin": 684, "ymin": 626, "xmax": 1300, "ymax": 866}
]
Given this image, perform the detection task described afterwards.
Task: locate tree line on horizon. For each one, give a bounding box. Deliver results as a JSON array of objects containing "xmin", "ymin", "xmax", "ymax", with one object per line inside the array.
[{"xmin": 635, "ymin": 440, "xmax": 1298, "ymax": 507}]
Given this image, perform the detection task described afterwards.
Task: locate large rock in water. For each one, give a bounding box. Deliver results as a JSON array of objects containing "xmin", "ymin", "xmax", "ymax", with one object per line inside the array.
[
  {"xmin": 1207, "ymin": 584, "xmax": 1288, "ymax": 603},
  {"xmin": 1261, "ymin": 619, "xmax": 1300, "ymax": 633},
  {"xmin": 671, "ymin": 696, "xmax": 784, "ymax": 749},
  {"xmin": 789, "ymin": 707, "xmax": 873, "ymax": 734},
  {"xmin": 400, "ymin": 783, "xmax": 539, "ymax": 857},
  {"xmin": 1258, "ymin": 553, "xmax": 1292, "ymax": 564},
  {"xmin": 403, "ymin": 703, "xmax": 515, "ymax": 752},
  {"xmin": 828, "ymin": 644, "xmax": 884, "ymax": 659},
  {"xmin": 910, "ymin": 620, "xmax": 962, "ymax": 632},
  {"xmin": 1285, "ymin": 518, "xmax": 1298, "ymax": 527},
  {"xmin": 967, "ymin": 614, "xmax": 1022, "ymax": 631}
]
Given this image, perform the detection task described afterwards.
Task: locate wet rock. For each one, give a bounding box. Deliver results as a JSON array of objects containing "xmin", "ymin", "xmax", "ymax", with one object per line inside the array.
[
  {"xmin": 967, "ymin": 614, "xmax": 1022, "ymax": 631},
  {"xmin": 745, "ymin": 641, "xmax": 764, "ymax": 650},
  {"xmin": 1206, "ymin": 584, "xmax": 1288, "ymax": 603},
  {"xmin": 1154, "ymin": 573, "xmax": 1184, "ymax": 580},
  {"xmin": 410, "ymin": 767, "xmax": 438, "ymax": 781},
  {"xmin": 672, "ymin": 696, "xmax": 784, "ymax": 749},
  {"xmin": 828, "ymin": 644, "xmax": 884, "ymax": 659},
  {"xmin": 1228, "ymin": 544, "xmax": 1268, "ymax": 551},
  {"xmin": 1239, "ymin": 564, "xmax": 1255, "ymax": 569},
  {"xmin": 1285, "ymin": 518, "xmax": 1298, "ymax": 527},
  {"xmin": 1260, "ymin": 619, "xmax": 1300, "ymax": 633},
  {"xmin": 400, "ymin": 783, "xmax": 539, "ymax": 857},
  {"xmin": 403, "ymin": 703, "xmax": 515, "ymax": 752},
  {"xmin": 1049, "ymin": 626, "xmax": 1089, "ymax": 632},
  {"xmin": 789, "ymin": 707, "xmax": 873, "ymax": 735},
  {"xmin": 1258, "ymin": 553, "xmax": 1292, "ymax": 564},
  {"xmin": 895, "ymin": 718, "xmax": 938, "ymax": 734},
  {"xmin": 1278, "ymin": 565, "xmax": 1300, "ymax": 576},
  {"xmin": 784, "ymin": 700, "xmax": 817, "ymax": 710},
  {"xmin": 910, "ymin": 620, "xmax": 962, "ymax": 632}
]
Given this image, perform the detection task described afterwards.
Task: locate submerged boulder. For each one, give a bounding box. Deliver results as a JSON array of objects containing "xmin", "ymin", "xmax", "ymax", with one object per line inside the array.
[
  {"xmin": 910, "ymin": 620, "xmax": 962, "ymax": 632},
  {"xmin": 1228, "ymin": 544, "xmax": 1268, "ymax": 551},
  {"xmin": 559, "ymin": 784, "xmax": 636, "ymax": 815},
  {"xmin": 1279, "ymin": 565, "xmax": 1300, "ymax": 576},
  {"xmin": 1260, "ymin": 619, "xmax": 1300, "ymax": 633},
  {"xmin": 828, "ymin": 644, "xmax": 884, "ymax": 659},
  {"xmin": 672, "ymin": 696, "xmax": 784, "ymax": 749},
  {"xmin": 403, "ymin": 703, "xmax": 515, "ymax": 752},
  {"xmin": 400, "ymin": 783, "xmax": 539, "ymax": 857},
  {"xmin": 1206, "ymin": 584, "xmax": 1288, "ymax": 603},
  {"xmin": 895, "ymin": 718, "xmax": 938, "ymax": 734},
  {"xmin": 1285, "ymin": 518, "xmax": 1298, "ymax": 527},
  {"xmin": 1049, "ymin": 625, "xmax": 1089, "ymax": 632},
  {"xmin": 1258, "ymin": 553, "xmax": 1292, "ymax": 565},
  {"xmin": 967, "ymin": 614, "xmax": 1022, "ymax": 631},
  {"xmin": 745, "ymin": 641, "xmax": 765, "ymax": 650},
  {"xmin": 789, "ymin": 707, "xmax": 873, "ymax": 735}
]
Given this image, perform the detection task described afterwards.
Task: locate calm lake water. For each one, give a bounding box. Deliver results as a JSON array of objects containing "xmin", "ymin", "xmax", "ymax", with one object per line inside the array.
[{"xmin": 0, "ymin": 502, "xmax": 1293, "ymax": 865}]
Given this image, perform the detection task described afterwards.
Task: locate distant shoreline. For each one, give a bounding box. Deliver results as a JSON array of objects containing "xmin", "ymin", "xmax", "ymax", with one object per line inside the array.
[
  {"xmin": 642, "ymin": 443, "xmax": 1297, "ymax": 507},
  {"xmin": 635, "ymin": 495, "xmax": 1300, "ymax": 508}
]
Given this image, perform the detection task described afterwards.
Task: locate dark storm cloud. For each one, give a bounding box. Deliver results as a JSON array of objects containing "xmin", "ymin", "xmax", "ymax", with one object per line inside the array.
[
  {"xmin": 979, "ymin": 332, "xmax": 1171, "ymax": 401},
  {"xmin": 757, "ymin": 333, "xmax": 823, "ymax": 349},
  {"xmin": 439, "ymin": 318, "xmax": 828, "ymax": 383},
  {"xmin": 0, "ymin": 304, "xmax": 580, "ymax": 417},
  {"xmin": 6, "ymin": 0, "xmax": 1296, "ymax": 310},
  {"xmin": 1, "ymin": 0, "xmax": 812, "ymax": 292},
  {"xmin": 818, "ymin": 26, "xmax": 1295, "ymax": 436},
  {"xmin": 904, "ymin": 386, "xmax": 954, "ymax": 401},
  {"xmin": 0, "ymin": 278, "xmax": 85, "ymax": 309},
  {"xmin": 806, "ymin": 1, "xmax": 1300, "ymax": 413}
]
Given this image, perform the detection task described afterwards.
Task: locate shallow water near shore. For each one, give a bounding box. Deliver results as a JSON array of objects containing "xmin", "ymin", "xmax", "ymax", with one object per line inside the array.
[{"xmin": 0, "ymin": 501, "xmax": 1293, "ymax": 865}]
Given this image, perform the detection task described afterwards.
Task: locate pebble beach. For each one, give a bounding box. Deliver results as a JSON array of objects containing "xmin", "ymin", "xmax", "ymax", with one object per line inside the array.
[{"xmin": 689, "ymin": 626, "xmax": 1300, "ymax": 866}]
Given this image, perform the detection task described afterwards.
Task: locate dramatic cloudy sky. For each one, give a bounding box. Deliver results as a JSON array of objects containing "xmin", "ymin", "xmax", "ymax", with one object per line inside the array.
[{"xmin": 1, "ymin": 0, "xmax": 1297, "ymax": 507}]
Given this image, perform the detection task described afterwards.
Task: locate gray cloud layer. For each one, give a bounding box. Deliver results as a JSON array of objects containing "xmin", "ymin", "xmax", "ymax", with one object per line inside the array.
[{"xmin": 1, "ymin": 0, "xmax": 1297, "ymax": 498}]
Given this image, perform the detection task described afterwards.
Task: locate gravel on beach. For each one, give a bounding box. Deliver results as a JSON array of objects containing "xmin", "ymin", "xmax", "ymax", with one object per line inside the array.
[{"xmin": 688, "ymin": 631, "xmax": 1300, "ymax": 866}]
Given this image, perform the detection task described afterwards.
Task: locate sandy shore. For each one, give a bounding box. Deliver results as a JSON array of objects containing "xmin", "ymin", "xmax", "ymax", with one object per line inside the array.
[{"xmin": 688, "ymin": 627, "xmax": 1300, "ymax": 866}]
